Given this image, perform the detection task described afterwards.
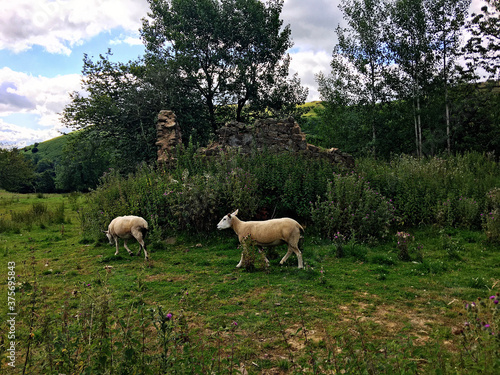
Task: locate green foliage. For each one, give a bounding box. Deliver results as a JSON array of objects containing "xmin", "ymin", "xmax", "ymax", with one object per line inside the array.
[
  {"xmin": 0, "ymin": 148, "xmax": 36, "ymax": 193},
  {"xmin": 483, "ymin": 187, "xmax": 500, "ymax": 242},
  {"xmin": 0, "ymin": 202, "xmax": 66, "ymax": 233},
  {"xmin": 458, "ymin": 294, "xmax": 500, "ymax": 370},
  {"xmin": 239, "ymin": 235, "xmax": 269, "ymax": 271},
  {"xmin": 55, "ymin": 132, "xmax": 113, "ymax": 192},
  {"xmin": 357, "ymin": 153, "xmax": 500, "ymax": 227},
  {"xmin": 79, "ymin": 149, "xmax": 340, "ymax": 240},
  {"xmin": 311, "ymin": 172, "xmax": 397, "ymax": 242},
  {"xmin": 142, "ymin": 0, "xmax": 307, "ymax": 131}
]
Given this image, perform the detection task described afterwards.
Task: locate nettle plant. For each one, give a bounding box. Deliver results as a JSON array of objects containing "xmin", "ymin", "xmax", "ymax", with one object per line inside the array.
[{"xmin": 311, "ymin": 172, "xmax": 398, "ymax": 242}]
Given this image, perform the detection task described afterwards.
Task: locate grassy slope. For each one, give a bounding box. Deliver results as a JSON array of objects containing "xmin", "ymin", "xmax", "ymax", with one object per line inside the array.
[
  {"xmin": 1, "ymin": 191, "xmax": 499, "ymax": 373},
  {"xmin": 21, "ymin": 134, "xmax": 70, "ymax": 162}
]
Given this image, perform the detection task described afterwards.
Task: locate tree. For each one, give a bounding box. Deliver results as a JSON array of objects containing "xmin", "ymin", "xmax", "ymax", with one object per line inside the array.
[
  {"xmin": 55, "ymin": 132, "xmax": 113, "ymax": 192},
  {"xmin": 428, "ymin": 0, "xmax": 470, "ymax": 154},
  {"xmin": 0, "ymin": 148, "xmax": 36, "ymax": 193},
  {"xmin": 141, "ymin": 0, "xmax": 307, "ymax": 132},
  {"xmin": 463, "ymin": 0, "xmax": 500, "ymax": 81},
  {"xmin": 387, "ymin": 0, "xmax": 438, "ymax": 158},
  {"xmin": 62, "ymin": 52, "xmax": 163, "ymax": 174},
  {"xmin": 317, "ymin": 0, "xmax": 392, "ymax": 156}
]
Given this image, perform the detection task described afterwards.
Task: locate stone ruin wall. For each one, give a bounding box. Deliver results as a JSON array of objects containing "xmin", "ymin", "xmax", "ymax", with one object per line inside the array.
[
  {"xmin": 156, "ymin": 110, "xmax": 182, "ymax": 164},
  {"xmin": 156, "ymin": 111, "xmax": 354, "ymax": 168}
]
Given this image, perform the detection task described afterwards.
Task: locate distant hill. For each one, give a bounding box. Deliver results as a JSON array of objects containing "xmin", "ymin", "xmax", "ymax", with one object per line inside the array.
[{"xmin": 22, "ymin": 134, "xmax": 70, "ymax": 162}]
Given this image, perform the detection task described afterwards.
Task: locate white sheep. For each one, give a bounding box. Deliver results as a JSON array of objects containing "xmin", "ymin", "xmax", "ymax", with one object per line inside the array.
[
  {"xmin": 217, "ymin": 209, "xmax": 304, "ymax": 269},
  {"xmin": 103, "ymin": 216, "xmax": 149, "ymax": 260}
]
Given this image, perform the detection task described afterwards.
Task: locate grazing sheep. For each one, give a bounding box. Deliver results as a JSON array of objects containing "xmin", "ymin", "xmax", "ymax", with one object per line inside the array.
[
  {"xmin": 103, "ymin": 216, "xmax": 149, "ymax": 260},
  {"xmin": 217, "ymin": 209, "xmax": 304, "ymax": 269}
]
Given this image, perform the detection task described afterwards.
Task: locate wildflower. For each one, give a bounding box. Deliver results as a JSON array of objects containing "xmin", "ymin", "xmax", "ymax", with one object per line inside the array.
[
  {"xmin": 490, "ymin": 295, "xmax": 496, "ymax": 300},
  {"xmin": 166, "ymin": 313, "xmax": 173, "ymax": 320},
  {"xmin": 233, "ymin": 321, "xmax": 238, "ymax": 326}
]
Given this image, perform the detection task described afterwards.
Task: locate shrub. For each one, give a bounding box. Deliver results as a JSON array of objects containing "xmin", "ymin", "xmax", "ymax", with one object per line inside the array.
[
  {"xmin": 357, "ymin": 153, "xmax": 500, "ymax": 228},
  {"xmin": 483, "ymin": 187, "xmax": 500, "ymax": 242},
  {"xmin": 395, "ymin": 231, "xmax": 413, "ymax": 261},
  {"xmin": 311, "ymin": 172, "xmax": 397, "ymax": 242},
  {"xmin": 239, "ymin": 234, "xmax": 269, "ymax": 271},
  {"xmin": 436, "ymin": 196, "xmax": 482, "ymax": 229}
]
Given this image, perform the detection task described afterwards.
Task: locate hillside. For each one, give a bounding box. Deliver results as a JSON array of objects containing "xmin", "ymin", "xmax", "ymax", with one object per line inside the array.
[{"xmin": 21, "ymin": 134, "xmax": 70, "ymax": 162}]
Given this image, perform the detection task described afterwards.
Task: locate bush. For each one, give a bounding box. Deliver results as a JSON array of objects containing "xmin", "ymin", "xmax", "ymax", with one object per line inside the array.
[
  {"xmin": 80, "ymin": 149, "xmax": 342, "ymax": 239},
  {"xmin": 357, "ymin": 153, "xmax": 500, "ymax": 227},
  {"xmin": 311, "ymin": 172, "xmax": 397, "ymax": 242},
  {"xmin": 483, "ymin": 187, "xmax": 500, "ymax": 242}
]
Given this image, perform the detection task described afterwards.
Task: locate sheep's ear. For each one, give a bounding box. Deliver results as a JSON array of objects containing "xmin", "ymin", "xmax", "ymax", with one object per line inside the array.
[{"xmin": 231, "ymin": 209, "xmax": 239, "ymax": 216}]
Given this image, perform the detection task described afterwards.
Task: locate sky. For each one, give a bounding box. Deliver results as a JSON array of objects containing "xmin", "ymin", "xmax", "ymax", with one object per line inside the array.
[{"xmin": 0, "ymin": 0, "xmax": 488, "ymax": 148}]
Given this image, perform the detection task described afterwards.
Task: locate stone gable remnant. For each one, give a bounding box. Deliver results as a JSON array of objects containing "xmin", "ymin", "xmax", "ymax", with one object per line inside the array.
[{"xmin": 156, "ymin": 110, "xmax": 182, "ymax": 164}]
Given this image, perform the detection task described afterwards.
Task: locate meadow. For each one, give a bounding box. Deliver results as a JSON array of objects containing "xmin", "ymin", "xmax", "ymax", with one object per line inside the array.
[{"xmin": 1, "ymin": 151, "xmax": 500, "ymax": 374}]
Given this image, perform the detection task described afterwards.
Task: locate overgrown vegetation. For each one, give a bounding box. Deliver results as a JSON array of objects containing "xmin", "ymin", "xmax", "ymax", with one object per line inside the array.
[{"xmin": 1, "ymin": 184, "xmax": 499, "ymax": 374}]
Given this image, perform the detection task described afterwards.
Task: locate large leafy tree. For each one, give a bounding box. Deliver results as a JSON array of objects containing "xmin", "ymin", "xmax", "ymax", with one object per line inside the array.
[
  {"xmin": 141, "ymin": 0, "xmax": 307, "ymax": 132},
  {"xmin": 386, "ymin": 0, "xmax": 436, "ymax": 158},
  {"xmin": 62, "ymin": 52, "xmax": 161, "ymax": 171}
]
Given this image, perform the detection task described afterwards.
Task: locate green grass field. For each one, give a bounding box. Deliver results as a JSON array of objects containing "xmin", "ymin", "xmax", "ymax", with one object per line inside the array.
[{"xmin": 1, "ymin": 191, "xmax": 499, "ymax": 374}]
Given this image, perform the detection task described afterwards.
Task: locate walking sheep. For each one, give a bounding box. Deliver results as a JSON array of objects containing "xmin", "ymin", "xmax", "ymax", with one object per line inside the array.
[
  {"xmin": 217, "ymin": 209, "xmax": 304, "ymax": 269},
  {"xmin": 103, "ymin": 216, "xmax": 149, "ymax": 260}
]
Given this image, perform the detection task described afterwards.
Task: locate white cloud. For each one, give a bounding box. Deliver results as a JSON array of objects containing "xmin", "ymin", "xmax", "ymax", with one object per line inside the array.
[
  {"xmin": 110, "ymin": 35, "xmax": 144, "ymax": 47},
  {"xmin": 0, "ymin": 68, "xmax": 82, "ymax": 125},
  {"xmin": 0, "ymin": 0, "xmax": 149, "ymax": 55},
  {"xmin": 0, "ymin": 119, "xmax": 69, "ymax": 148},
  {"xmin": 289, "ymin": 50, "xmax": 331, "ymax": 101}
]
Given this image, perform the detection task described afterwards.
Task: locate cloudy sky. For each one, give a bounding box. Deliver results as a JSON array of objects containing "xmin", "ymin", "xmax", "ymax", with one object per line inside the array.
[{"xmin": 0, "ymin": 0, "xmax": 487, "ymax": 148}]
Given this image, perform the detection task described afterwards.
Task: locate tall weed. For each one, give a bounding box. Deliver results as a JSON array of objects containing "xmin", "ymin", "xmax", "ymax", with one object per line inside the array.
[
  {"xmin": 357, "ymin": 153, "xmax": 500, "ymax": 227},
  {"xmin": 311, "ymin": 172, "xmax": 397, "ymax": 242}
]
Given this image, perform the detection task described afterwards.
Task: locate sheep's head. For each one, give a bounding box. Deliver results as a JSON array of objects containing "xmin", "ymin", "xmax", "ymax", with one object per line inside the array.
[
  {"xmin": 102, "ymin": 230, "xmax": 113, "ymax": 244},
  {"xmin": 217, "ymin": 209, "xmax": 238, "ymax": 230}
]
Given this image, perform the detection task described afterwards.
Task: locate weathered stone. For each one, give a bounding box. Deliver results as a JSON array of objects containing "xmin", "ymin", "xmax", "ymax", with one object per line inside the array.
[
  {"xmin": 156, "ymin": 110, "xmax": 182, "ymax": 164},
  {"xmin": 198, "ymin": 117, "xmax": 354, "ymax": 168}
]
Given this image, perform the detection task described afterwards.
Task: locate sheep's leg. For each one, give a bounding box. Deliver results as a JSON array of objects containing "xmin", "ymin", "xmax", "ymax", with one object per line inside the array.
[
  {"xmin": 136, "ymin": 238, "xmax": 149, "ymax": 261},
  {"xmin": 280, "ymin": 245, "xmax": 304, "ymax": 269},
  {"xmin": 236, "ymin": 252, "xmax": 245, "ymax": 268},
  {"xmin": 114, "ymin": 238, "xmax": 120, "ymax": 256},
  {"xmin": 123, "ymin": 240, "xmax": 134, "ymax": 255},
  {"xmin": 294, "ymin": 247, "xmax": 304, "ymax": 269},
  {"xmin": 279, "ymin": 247, "xmax": 293, "ymax": 265}
]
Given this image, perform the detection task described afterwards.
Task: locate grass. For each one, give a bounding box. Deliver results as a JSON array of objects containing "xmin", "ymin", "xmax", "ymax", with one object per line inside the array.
[
  {"xmin": 20, "ymin": 134, "xmax": 69, "ymax": 162},
  {"xmin": 1, "ymin": 191, "xmax": 499, "ymax": 374}
]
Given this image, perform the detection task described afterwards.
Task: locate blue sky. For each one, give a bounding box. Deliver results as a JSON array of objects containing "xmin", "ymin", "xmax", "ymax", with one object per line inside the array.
[{"xmin": 0, "ymin": 0, "xmax": 487, "ymax": 148}]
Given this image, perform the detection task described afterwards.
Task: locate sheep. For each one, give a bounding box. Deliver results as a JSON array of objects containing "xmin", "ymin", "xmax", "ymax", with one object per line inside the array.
[
  {"xmin": 103, "ymin": 216, "xmax": 149, "ymax": 260},
  {"xmin": 217, "ymin": 209, "xmax": 304, "ymax": 269}
]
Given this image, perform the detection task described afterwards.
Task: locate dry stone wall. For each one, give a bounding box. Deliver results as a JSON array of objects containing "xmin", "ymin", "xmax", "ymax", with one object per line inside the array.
[
  {"xmin": 155, "ymin": 111, "xmax": 354, "ymax": 168},
  {"xmin": 199, "ymin": 117, "xmax": 355, "ymax": 167}
]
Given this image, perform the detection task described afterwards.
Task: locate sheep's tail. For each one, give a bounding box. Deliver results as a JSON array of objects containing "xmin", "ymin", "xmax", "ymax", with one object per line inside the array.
[
  {"xmin": 140, "ymin": 226, "xmax": 148, "ymax": 239},
  {"xmin": 298, "ymin": 223, "xmax": 305, "ymax": 249}
]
